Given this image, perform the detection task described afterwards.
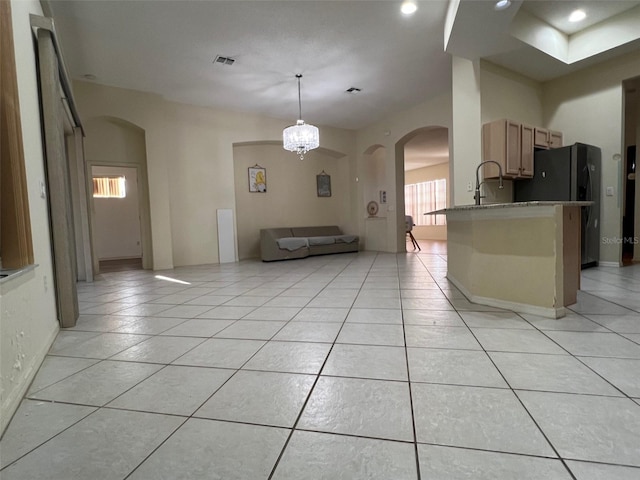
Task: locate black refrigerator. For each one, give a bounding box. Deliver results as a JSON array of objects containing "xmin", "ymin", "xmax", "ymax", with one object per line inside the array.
[{"xmin": 514, "ymin": 142, "xmax": 601, "ymax": 268}]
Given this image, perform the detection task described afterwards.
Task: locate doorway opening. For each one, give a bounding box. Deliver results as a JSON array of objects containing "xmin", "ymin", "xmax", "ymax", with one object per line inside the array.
[
  {"xmin": 397, "ymin": 127, "xmax": 450, "ymax": 253},
  {"xmin": 622, "ymin": 76, "xmax": 640, "ymax": 265},
  {"xmin": 91, "ymin": 165, "xmax": 143, "ymax": 272}
]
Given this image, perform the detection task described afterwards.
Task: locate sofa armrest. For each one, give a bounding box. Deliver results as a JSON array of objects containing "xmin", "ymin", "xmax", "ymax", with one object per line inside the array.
[{"xmin": 260, "ymin": 228, "xmax": 294, "ymax": 261}]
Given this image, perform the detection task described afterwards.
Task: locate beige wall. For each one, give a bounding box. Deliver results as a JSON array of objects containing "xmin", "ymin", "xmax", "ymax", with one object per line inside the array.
[
  {"xmin": 405, "ymin": 163, "xmax": 449, "ymax": 240},
  {"xmin": 233, "ymin": 144, "xmax": 352, "ymax": 260},
  {"xmin": 543, "ymin": 50, "xmax": 640, "ymax": 264},
  {"xmin": 479, "ymin": 60, "xmax": 545, "ymax": 204},
  {"xmin": 480, "ymin": 60, "xmax": 544, "ymax": 126},
  {"xmin": 84, "ymin": 117, "xmax": 152, "ymax": 268},
  {"xmin": 1, "ymin": 0, "xmax": 59, "ymax": 434},
  {"xmin": 73, "ymin": 81, "xmax": 356, "ymax": 268},
  {"xmin": 356, "ymin": 92, "xmax": 453, "ymax": 252}
]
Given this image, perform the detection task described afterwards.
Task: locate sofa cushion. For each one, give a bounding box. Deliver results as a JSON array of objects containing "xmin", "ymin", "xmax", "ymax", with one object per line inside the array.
[
  {"xmin": 268, "ymin": 228, "xmax": 295, "ymax": 239},
  {"xmin": 307, "ymin": 236, "xmax": 336, "ymax": 246},
  {"xmin": 291, "ymin": 226, "xmax": 342, "ymax": 237},
  {"xmin": 335, "ymin": 234, "xmax": 358, "ymax": 244},
  {"xmin": 276, "ymin": 237, "xmax": 308, "ymax": 251}
]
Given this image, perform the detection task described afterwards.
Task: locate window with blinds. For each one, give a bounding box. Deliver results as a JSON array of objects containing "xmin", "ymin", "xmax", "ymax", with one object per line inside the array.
[
  {"xmin": 405, "ymin": 179, "xmax": 447, "ymax": 226},
  {"xmin": 93, "ymin": 176, "xmax": 126, "ymax": 198}
]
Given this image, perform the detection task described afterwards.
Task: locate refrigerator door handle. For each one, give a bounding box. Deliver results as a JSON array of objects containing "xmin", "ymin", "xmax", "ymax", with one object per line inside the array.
[{"xmin": 584, "ymin": 164, "xmax": 593, "ymax": 226}]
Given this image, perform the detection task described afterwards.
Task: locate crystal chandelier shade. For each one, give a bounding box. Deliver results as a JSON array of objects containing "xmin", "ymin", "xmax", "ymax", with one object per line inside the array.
[{"xmin": 283, "ymin": 74, "xmax": 319, "ymax": 160}]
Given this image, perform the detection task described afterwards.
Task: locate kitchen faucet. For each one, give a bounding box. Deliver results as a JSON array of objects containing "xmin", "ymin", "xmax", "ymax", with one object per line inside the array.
[{"xmin": 475, "ymin": 160, "xmax": 504, "ymax": 205}]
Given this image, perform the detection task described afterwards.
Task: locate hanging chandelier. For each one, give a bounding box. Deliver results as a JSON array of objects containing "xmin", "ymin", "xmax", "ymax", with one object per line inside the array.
[{"xmin": 283, "ymin": 74, "xmax": 319, "ymax": 160}]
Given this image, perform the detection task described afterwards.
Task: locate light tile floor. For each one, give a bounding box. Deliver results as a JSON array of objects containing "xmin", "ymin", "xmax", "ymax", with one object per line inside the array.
[{"xmin": 1, "ymin": 252, "xmax": 639, "ymax": 479}]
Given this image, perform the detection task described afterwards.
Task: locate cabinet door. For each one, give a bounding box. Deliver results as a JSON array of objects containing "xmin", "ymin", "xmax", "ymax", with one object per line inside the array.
[
  {"xmin": 482, "ymin": 120, "xmax": 506, "ymax": 179},
  {"xmin": 549, "ymin": 130, "xmax": 563, "ymax": 148},
  {"xmin": 505, "ymin": 120, "xmax": 521, "ymax": 176},
  {"xmin": 534, "ymin": 128, "xmax": 549, "ymax": 149},
  {"xmin": 520, "ymin": 124, "xmax": 534, "ymax": 177}
]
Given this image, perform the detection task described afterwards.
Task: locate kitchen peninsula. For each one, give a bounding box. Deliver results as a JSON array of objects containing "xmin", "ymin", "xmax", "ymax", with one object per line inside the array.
[{"xmin": 432, "ymin": 202, "xmax": 591, "ymax": 319}]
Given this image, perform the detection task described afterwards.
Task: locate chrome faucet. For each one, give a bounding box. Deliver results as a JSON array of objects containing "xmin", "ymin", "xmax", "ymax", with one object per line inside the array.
[{"xmin": 474, "ymin": 160, "xmax": 504, "ymax": 205}]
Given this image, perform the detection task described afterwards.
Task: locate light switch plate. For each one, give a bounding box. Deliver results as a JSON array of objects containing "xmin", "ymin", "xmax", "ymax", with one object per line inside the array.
[{"xmin": 606, "ymin": 186, "xmax": 614, "ymax": 196}]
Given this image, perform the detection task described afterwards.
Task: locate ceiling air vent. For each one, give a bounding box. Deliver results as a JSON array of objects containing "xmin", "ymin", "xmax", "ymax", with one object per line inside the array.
[
  {"xmin": 346, "ymin": 87, "xmax": 362, "ymax": 94},
  {"xmin": 213, "ymin": 55, "xmax": 235, "ymax": 66}
]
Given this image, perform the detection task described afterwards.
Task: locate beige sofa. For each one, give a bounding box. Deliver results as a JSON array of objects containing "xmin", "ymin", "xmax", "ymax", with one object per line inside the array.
[{"xmin": 260, "ymin": 226, "xmax": 359, "ymax": 262}]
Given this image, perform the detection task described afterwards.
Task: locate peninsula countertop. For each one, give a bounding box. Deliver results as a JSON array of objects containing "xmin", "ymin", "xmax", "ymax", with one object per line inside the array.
[{"xmin": 425, "ymin": 201, "xmax": 593, "ymax": 215}]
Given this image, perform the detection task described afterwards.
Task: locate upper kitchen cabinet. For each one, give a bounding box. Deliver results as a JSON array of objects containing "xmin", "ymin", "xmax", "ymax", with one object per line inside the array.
[
  {"xmin": 482, "ymin": 119, "xmax": 534, "ymax": 179},
  {"xmin": 534, "ymin": 127, "xmax": 563, "ymax": 149}
]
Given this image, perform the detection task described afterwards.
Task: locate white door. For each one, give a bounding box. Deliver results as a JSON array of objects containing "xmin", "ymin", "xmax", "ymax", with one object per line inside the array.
[{"xmin": 92, "ymin": 165, "xmax": 143, "ymax": 260}]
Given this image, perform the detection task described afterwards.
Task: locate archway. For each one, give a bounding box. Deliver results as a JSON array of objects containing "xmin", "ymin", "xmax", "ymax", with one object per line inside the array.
[
  {"xmin": 395, "ymin": 126, "xmax": 450, "ymax": 253},
  {"xmin": 232, "ymin": 141, "xmax": 348, "ymax": 260},
  {"xmin": 84, "ymin": 116, "xmax": 153, "ymax": 271}
]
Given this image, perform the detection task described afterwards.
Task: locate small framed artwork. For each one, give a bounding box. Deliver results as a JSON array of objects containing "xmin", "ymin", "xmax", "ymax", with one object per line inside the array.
[
  {"xmin": 248, "ymin": 165, "xmax": 267, "ymax": 193},
  {"xmin": 316, "ymin": 172, "xmax": 331, "ymax": 197}
]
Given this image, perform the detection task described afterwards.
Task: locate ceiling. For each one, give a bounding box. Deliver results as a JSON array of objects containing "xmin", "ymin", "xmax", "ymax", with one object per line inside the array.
[{"xmin": 46, "ymin": 0, "xmax": 640, "ymax": 170}]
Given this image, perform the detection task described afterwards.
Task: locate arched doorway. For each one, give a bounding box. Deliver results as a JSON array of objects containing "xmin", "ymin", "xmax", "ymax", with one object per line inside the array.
[
  {"xmin": 395, "ymin": 126, "xmax": 450, "ymax": 253},
  {"xmin": 84, "ymin": 116, "xmax": 153, "ymax": 271}
]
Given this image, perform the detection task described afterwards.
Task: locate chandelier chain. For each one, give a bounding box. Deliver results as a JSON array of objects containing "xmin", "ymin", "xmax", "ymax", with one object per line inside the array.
[{"xmin": 296, "ymin": 74, "xmax": 302, "ymax": 120}]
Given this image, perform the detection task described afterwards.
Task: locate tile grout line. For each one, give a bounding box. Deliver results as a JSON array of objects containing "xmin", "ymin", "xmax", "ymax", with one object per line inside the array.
[{"xmin": 265, "ymin": 253, "xmax": 377, "ymax": 479}]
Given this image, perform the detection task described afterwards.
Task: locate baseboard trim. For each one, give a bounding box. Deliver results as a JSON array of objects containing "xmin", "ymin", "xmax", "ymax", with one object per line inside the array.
[
  {"xmin": 1, "ymin": 325, "xmax": 59, "ymax": 436},
  {"xmin": 597, "ymin": 261, "xmax": 620, "ymax": 268},
  {"xmin": 447, "ymin": 274, "xmax": 566, "ymax": 319}
]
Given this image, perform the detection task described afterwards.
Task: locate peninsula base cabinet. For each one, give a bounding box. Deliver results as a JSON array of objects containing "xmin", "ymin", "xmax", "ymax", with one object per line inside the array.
[{"xmin": 482, "ymin": 119, "xmax": 533, "ymax": 179}]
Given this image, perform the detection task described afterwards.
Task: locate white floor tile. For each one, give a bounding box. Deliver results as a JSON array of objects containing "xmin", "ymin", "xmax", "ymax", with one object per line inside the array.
[
  {"xmin": 172, "ymin": 338, "xmax": 265, "ymax": 368},
  {"xmin": 566, "ymin": 460, "xmax": 640, "ymax": 480},
  {"xmin": 4, "ymin": 257, "xmax": 639, "ymax": 479},
  {"xmin": 214, "ymin": 320, "xmax": 286, "ymax": 340},
  {"xmin": 0, "ymin": 400, "xmax": 96, "ymax": 468},
  {"xmin": 544, "ymin": 331, "xmax": 640, "ymax": 358},
  {"xmin": 52, "ymin": 333, "xmax": 152, "ymax": 359},
  {"xmin": 324, "ymin": 344, "xmax": 408, "ymax": 381},
  {"xmin": 408, "ymin": 348, "xmax": 507, "ymax": 387},
  {"xmin": 298, "ymin": 376, "xmax": 414, "ymax": 441},
  {"xmin": 405, "ymin": 325, "xmax": 481, "ymax": 350},
  {"xmin": 196, "ymin": 370, "xmax": 315, "ymax": 427},
  {"xmin": 459, "ymin": 311, "xmax": 534, "ymax": 329},
  {"xmin": 490, "ymin": 352, "xmax": 623, "ymax": 396},
  {"xmin": 128, "ymin": 419, "xmax": 287, "ymax": 480},
  {"xmin": 345, "ymin": 308, "xmax": 403, "ymax": 324},
  {"xmin": 27, "ymin": 356, "xmax": 99, "ymax": 394},
  {"xmin": 418, "ymin": 444, "xmax": 572, "ymax": 479},
  {"xmin": 0, "ymin": 409, "xmax": 183, "ymax": 480},
  {"xmin": 412, "ymin": 383, "xmax": 555, "ymax": 457},
  {"xmin": 273, "ymin": 322, "xmax": 343, "ymax": 343},
  {"xmin": 110, "ymin": 336, "xmax": 205, "ymax": 363},
  {"xmin": 158, "ymin": 319, "xmax": 235, "ymax": 337},
  {"xmin": 402, "ymin": 309, "xmax": 465, "ymax": 326},
  {"xmin": 578, "ymin": 356, "xmax": 640, "ymax": 397},
  {"xmin": 472, "ymin": 328, "xmax": 566, "ymax": 354},
  {"xmin": 518, "ymin": 391, "xmax": 640, "ymax": 466},
  {"xmin": 28, "ymin": 360, "xmax": 162, "ymax": 406},
  {"xmin": 337, "ymin": 323, "xmax": 405, "ymax": 347},
  {"xmin": 273, "ymin": 430, "xmax": 418, "ymax": 479},
  {"xmin": 242, "ymin": 341, "xmax": 331, "ymax": 374},
  {"xmin": 107, "ymin": 365, "xmax": 233, "ymax": 415}
]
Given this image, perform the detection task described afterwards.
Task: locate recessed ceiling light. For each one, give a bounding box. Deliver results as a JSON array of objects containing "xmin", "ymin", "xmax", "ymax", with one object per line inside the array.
[
  {"xmin": 494, "ymin": 0, "xmax": 511, "ymax": 11},
  {"xmin": 569, "ymin": 9, "xmax": 586, "ymax": 22},
  {"xmin": 401, "ymin": 1, "xmax": 417, "ymax": 15}
]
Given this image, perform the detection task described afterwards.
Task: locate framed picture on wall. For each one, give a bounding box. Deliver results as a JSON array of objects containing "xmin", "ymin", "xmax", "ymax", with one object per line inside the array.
[
  {"xmin": 316, "ymin": 172, "xmax": 331, "ymax": 197},
  {"xmin": 248, "ymin": 165, "xmax": 267, "ymax": 192}
]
